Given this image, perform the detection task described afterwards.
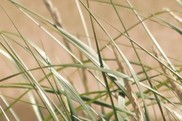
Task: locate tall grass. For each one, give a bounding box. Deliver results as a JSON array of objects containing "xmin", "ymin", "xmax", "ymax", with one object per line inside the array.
[{"xmin": 0, "ymin": 0, "xmax": 182, "ymax": 121}]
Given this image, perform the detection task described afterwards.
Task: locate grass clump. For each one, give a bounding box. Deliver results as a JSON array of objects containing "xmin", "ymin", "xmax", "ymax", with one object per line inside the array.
[{"xmin": 0, "ymin": 0, "xmax": 182, "ymax": 121}]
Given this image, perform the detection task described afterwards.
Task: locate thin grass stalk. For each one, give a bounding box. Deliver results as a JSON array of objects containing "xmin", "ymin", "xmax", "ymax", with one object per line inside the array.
[
  {"xmin": 85, "ymin": 0, "xmax": 107, "ymax": 116},
  {"xmin": 0, "ymin": 35, "xmax": 43, "ymax": 110},
  {"xmin": 0, "ymin": 57, "xmax": 174, "ymax": 107},
  {"xmin": 154, "ymin": 47, "xmax": 182, "ymax": 103},
  {"xmin": 1, "ymin": 89, "xmax": 33, "ymax": 115},
  {"xmin": 90, "ymin": 2, "xmax": 182, "ymax": 83},
  {"xmin": 1, "ymin": 31, "xmax": 72, "ymax": 120},
  {"xmin": 94, "ymin": 29, "xmax": 119, "ymax": 121},
  {"xmin": 20, "ymin": 0, "xmax": 95, "ymax": 94},
  {"xmin": 137, "ymin": 71, "xmax": 166, "ymax": 121},
  {"xmin": 164, "ymin": 8, "xmax": 182, "ymax": 23},
  {"xmin": 40, "ymin": 42, "xmax": 71, "ymax": 119},
  {"xmin": 121, "ymin": 35, "xmax": 182, "ymax": 81},
  {"xmin": 28, "ymin": 93, "xmax": 44, "ymax": 121},
  {"xmin": 75, "ymin": 0, "xmax": 92, "ymax": 48},
  {"xmin": 0, "ymin": 5, "xmax": 61, "ymax": 121},
  {"xmin": 76, "ymin": 0, "xmax": 92, "ymax": 93},
  {"xmin": 15, "ymin": 6, "xmax": 103, "ymax": 98},
  {"xmin": 2, "ymin": 0, "xmax": 181, "ymax": 120},
  {"xmin": 96, "ymin": 0, "xmax": 169, "ymax": 52},
  {"xmin": 0, "ymin": 64, "xmax": 134, "ymax": 116},
  {"xmin": 55, "ymin": 27, "xmax": 130, "ymax": 98},
  {"xmin": 86, "ymin": 1, "xmax": 119, "ymax": 119},
  {"xmin": 51, "ymin": 76, "xmax": 71, "ymax": 119},
  {"xmin": 161, "ymin": 20, "xmax": 182, "ymax": 35},
  {"xmin": 176, "ymin": 0, "xmax": 182, "ymax": 7},
  {"xmin": 110, "ymin": 0, "xmax": 166, "ymax": 119},
  {"xmin": 27, "ymin": 41, "xmax": 71, "ymax": 120},
  {"xmin": 78, "ymin": 2, "xmax": 147, "ymax": 111},
  {"xmin": 113, "ymin": 47, "xmax": 143, "ymax": 121},
  {"xmin": 79, "ymin": 51, "xmax": 89, "ymax": 92},
  {"xmin": 109, "ymin": 0, "xmax": 145, "ymax": 120},
  {"xmin": 80, "ymin": 1, "xmax": 148, "ymax": 120},
  {"xmin": 28, "ymin": 43, "xmax": 70, "ymax": 120},
  {"xmin": 0, "ymin": 95, "xmax": 20, "ymax": 121},
  {"xmin": 125, "ymin": 0, "xmax": 177, "ymax": 73},
  {"xmin": 2, "ymin": 37, "xmax": 59, "ymax": 121},
  {"xmin": 17, "ymin": 3, "xmax": 93, "ymax": 102},
  {"xmin": 28, "ymin": 39, "xmax": 97, "ymax": 120},
  {"xmin": 15, "ymin": 6, "xmax": 110, "ymax": 119},
  {"xmin": 64, "ymin": 90, "xmax": 78, "ymax": 121},
  {"xmin": 108, "ymin": 1, "xmax": 128, "ymax": 120},
  {"xmin": 18, "ymin": 8, "xmax": 82, "ymax": 64},
  {"xmin": 42, "ymin": 0, "xmax": 61, "ymax": 26},
  {"xmin": 11, "ymin": 0, "xmax": 133, "ymax": 82},
  {"xmin": 0, "ymin": 105, "xmax": 10, "ymax": 121},
  {"xmin": 32, "ymin": 48, "xmax": 96, "ymax": 120},
  {"xmin": 2, "ymin": 31, "xmax": 70, "ymax": 120},
  {"xmin": 43, "ymin": 0, "xmax": 76, "ymax": 63},
  {"xmin": 163, "ymin": 104, "xmax": 182, "ymax": 120},
  {"xmin": 112, "ymin": 49, "xmax": 128, "ymax": 121},
  {"xmin": 117, "ymin": 3, "xmax": 174, "ymax": 119},
  {"xmin": 27, "ymin": 36, "xmax": 98, "ymax": 120}
]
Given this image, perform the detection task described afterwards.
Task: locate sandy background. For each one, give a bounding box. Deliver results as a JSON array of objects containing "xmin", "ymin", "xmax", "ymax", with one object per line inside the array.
[{"xmin": 0, "ymin": 0, "xmax": 182, "ymax": 120}]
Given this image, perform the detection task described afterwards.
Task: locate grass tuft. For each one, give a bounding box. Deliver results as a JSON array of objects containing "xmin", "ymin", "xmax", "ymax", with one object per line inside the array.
[{"xmin": 0, "ymin": 0, "xmax": 182, "ymax": 121}]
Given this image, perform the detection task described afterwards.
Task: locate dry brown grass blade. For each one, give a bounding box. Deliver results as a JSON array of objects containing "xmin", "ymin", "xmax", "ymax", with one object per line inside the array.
[
  {"xmin": 113, "ymin": 47, "xmax": 144, "ymax": 121},
  {"xmin": 124, "ymin": 80, "xmax": 144, "ymax": 121},
  {"xmin": 43, "ymin": 0, "xmax": 76, "ymax": 64},
  {"xmin": 153, "ymin": 46, "xmax": 182, "ymax": 103},
  {"xmin": 43, "ymin": 0, "xmax": 62, "ymax": 27}
]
